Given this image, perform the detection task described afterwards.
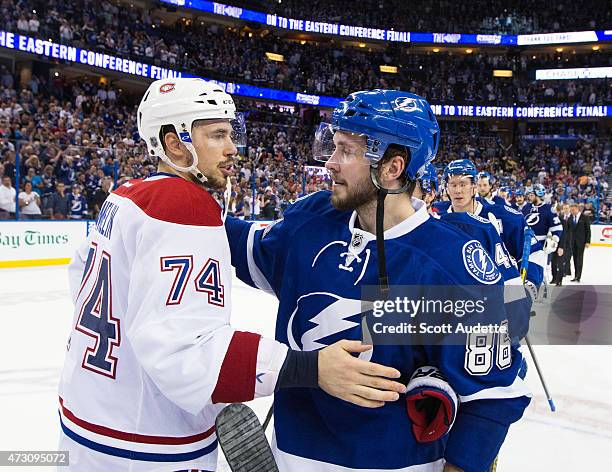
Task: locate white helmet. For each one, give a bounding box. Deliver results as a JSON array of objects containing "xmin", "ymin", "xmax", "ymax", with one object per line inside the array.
[{"xmin": 137, "ymin": 78, "xmax": 246, "ymax": 183}]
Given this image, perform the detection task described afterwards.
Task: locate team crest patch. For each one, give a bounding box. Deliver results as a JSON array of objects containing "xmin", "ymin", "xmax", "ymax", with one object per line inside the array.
[
  {"xmin": 462, "ymin": 240, "xmax": 501, "ymax": 284},
  {"xmin": 159, "ymin": 83, "xmax": 175, "ymax": 94},
  {"xmin": 525, "ymin": 213, "xmax": 540, "ymax": 226},
  {"xmin": 504, "ymin": 205, "xmax": 522, "ymax": 215},
  {"xmin": 394, "ymin": 97, "xmax": 420, "ymax": 112}
]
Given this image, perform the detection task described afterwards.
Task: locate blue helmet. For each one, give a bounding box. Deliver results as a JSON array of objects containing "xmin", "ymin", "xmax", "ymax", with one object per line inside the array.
[
  {"xmin": 314, "ymin": 90, "xmax": 440, "ymax": 180},
  {"xmin": 514, "ymin": 187, "xmax": 525, "ymax": 197},
  {"xmin": 443, "ymin": 159, "xmax": 478, "ymax": 182},
  {"xmin": 477, "ymin": 171, "xmax": 494, "ymax": 183},
  {"xmin": 418, "ymin": 163, "xmax": 439, "ymax": 193},
  {"xmin": 533, "ymin": 183, "xmax": 545, "ymax": 198}
]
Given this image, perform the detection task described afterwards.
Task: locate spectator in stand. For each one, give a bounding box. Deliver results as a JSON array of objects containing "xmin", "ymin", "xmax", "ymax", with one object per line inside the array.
[
  {"xmin": 18, "ymin": 181, "xmax": 42, "ymax": 220},
  {"xmin": 0, "ymin": 174, "xmax": 16, "ymax": 219},
  {"xmin": 67, "ymin": 184, "xmax": 88, "ymax": 219},
  {"xmin": 90, "ymin": 176, "xmax": 113, "ymax": 219},
  {"xmin": 48, "ymin": 182, "xmax": 69, "ymax": 219}
]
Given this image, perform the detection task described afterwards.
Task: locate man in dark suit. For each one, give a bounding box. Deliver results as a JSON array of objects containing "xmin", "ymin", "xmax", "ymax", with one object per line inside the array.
[
  {"xmin": 552, "ymin": 203, "xmax": 572, "ymax": 285},
  {"xmin": 568, "ymin": 203, "xmax": 591, "ymax": 282}
]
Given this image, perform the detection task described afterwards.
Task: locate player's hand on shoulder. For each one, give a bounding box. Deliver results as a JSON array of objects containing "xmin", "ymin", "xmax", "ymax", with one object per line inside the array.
[{"xmin": 318, "ymin": 340, "xmax": 406, "ymax": 408}]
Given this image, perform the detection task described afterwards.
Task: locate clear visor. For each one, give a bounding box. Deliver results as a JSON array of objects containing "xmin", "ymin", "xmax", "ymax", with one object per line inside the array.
[
  {"xmin": 312, "ymin": 123, "xmax": 370, "ymax": 165},
  {"xmin": 230, "ymin": 112, "xmax": 247, "ymax": 154}
]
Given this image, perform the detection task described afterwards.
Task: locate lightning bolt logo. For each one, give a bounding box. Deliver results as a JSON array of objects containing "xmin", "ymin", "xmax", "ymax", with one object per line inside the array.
[{"xmin": 287, "ymin": 292, "xmax": 373, "ymax": 355}]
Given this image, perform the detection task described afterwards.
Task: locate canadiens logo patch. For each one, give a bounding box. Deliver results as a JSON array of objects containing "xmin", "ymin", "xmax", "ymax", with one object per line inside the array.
[
  {"xmin": 462, "ymin": 240, "xmax": 501, "ymax": 284},
  {"xmin": 159, "ymin": 83, "xmax": 176, "ymax": 94},
  {"xmin": 526, "ymin": 213, "xmax": 540, "ymax": 226}
]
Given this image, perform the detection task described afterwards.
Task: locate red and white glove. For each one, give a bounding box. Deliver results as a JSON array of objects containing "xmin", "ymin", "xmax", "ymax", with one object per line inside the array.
[{"xmin": 405, "ymin": 366, "xmax": 458, "ymax": 443}]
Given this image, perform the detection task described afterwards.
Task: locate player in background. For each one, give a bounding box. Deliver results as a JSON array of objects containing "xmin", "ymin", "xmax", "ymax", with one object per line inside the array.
[
  {"xmin": 441, "ymin": 160, "xmax": 544, "ymax": 295},
  {"xmin": 476, "ymin": 171, "xmax": 505, "ymax": 206},
  {"xmin": 512, "ymin": 187, "xmax": 531, "ymax": 213},
  {"xmin": 525, "ymin": 183, "xmax": 564, "ymax": 282},
  {"xmin": 58, "ymin": 79, "xmax": 405, "ymax": 472},
  {"xmin": 421, "ymin": 171, "xmax": 532, "ymax": 340},
  {"xmin": 415, "ymin": 162, "xmax": 439, "ymax": 211},
  {"xmin": 226, "ymin": 90, "xmax": 531, "ymax": 472},
  {"xmin": 497, "ymin": 186, "xmax": 512, "ymax": 206}
]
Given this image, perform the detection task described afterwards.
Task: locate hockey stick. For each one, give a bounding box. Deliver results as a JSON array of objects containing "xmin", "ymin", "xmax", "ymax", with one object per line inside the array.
[
  {"xmin": 216, "ymin": 404, "xmax": 279, "ymax": 472},
  {"xmin": 520, "ymin": 227, "xmax": 556, "ymax": 412}
]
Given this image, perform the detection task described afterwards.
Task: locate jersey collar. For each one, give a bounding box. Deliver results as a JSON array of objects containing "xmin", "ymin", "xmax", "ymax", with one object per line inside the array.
[{"xmin": 347, "ymin": 197, "xmax": 430, "ymax": 242}]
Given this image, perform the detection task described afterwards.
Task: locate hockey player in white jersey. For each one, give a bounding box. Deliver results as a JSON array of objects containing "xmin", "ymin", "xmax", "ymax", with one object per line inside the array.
[{"xmin": 58, "ymin": 78, "xmax": 406, "ymax": 471}]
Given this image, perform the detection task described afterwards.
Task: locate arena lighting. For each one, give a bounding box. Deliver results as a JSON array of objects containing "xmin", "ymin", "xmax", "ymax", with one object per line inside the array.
[
  {"xmin": 465, "ymin": 48, "xmax": 473, "ymax": 53},
  {"xmin": 493, "ymin": 70, "xmax": 513, "ymax": 77},
  {"xmin": 432, "ymin": 48, "xmax": 440, "ymax": 52},
  {"xmin": 379, "ymin": 65, "xmax": 398, "ymax": 73},
  {"xmin": 556, "ymin": 47, "xmax": 564, "ymax": 52},
  {"xmin": 299, "ymin": 40, "xmax": 306, "ymax": 45},
  {"xmin": 592, "ymin": 45, "xmax": 600, "ymax": 50},
  {"xmin": 358, "ymin": 42, "xmax": 366, "ymax": 48},
  {"xmin": 265, "ymin": 52, "xmax": 284, "ymax": 61}
]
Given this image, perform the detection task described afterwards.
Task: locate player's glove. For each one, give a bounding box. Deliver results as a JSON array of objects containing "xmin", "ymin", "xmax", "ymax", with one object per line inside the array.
[
  {"xmin": 543, "ymin": 234, "xmax": 559, "ymax": 254},
  {"xmin": 405, "ymin": 366, "xmax": 458, "ymax": 443}
]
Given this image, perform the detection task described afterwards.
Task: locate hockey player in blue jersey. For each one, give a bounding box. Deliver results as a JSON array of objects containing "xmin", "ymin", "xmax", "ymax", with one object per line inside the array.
[
  {"xmin": 524, "ymin": 183, "xmax": 564, "ymax": 278},
  {"xmin": 476, "ymin": 171, "xmax": 505, "ymax": 206},
  {"xmin": 415, "ymin": 168, "xmax": 532, "ymax": 340},
  {"xmin": 441, "ymin": 160, "xmax": 544, "ymax": 294},
  {"xmin": 226, "ymin": 90, "xmax": 530, "ymax": 472},
  {"xmin": 416, "ymin": 162, "xmax": 439, "ymax": 211},
  {"xmin": 512, "ymin": 187, "xmax": 531, "ymax": 213}
]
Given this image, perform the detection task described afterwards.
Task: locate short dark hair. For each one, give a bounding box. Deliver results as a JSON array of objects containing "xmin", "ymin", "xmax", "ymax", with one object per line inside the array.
[{"xmin": 377, "ymin": 144, "xmax": 415, "ymax": 193}]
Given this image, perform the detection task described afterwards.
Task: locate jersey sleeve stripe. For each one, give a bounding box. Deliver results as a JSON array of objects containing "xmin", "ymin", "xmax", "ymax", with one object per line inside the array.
[
  {"xmin": 211, "ymin": 331, "xmax": 261, "ymax": 403},
  {"xmin": 246, "ymin": 224, "xmax": 275, "ymax": 295},
  {"xmin": 458, "ymin": 376, "xmax": 532, "ymax": 403}
]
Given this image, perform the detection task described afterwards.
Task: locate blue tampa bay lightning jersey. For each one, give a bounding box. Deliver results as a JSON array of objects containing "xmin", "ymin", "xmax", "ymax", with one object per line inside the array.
[
  {"xmin": 438, "ymin": 211, "xmax": 532, "ymax": 339},
  {"xmin": 515, "ymin": 201, "xmax": 532, "ymax": 214},
  {"xmin": 226, "ymin": 192, "xmax": 531, "ymax": 472},
  {"xmin": 468, "ymin": 201, "xmax": 544, "ymax": 288},
  {"xmin": 431, "ymin": 200, "xmax": 451, "ymax": 214},
  {"xmin": 524, "ymin": 203, "xmax": 563, "ymax": 244},
  {"xmin": 476, "ymin": 195, "xmax": 505, "ymax": 206}
]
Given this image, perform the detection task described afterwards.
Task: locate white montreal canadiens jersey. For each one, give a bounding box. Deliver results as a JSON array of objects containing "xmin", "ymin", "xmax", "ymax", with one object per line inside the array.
[{"xmin": 58, "ymin": 174, "xmax": 287, "ymax": 471}]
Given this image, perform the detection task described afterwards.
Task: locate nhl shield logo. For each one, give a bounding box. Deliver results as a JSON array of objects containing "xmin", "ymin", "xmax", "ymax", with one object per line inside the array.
[
  {"xmin": 159, "ymin": 83, "xmax": 176, "ymax": 94},
  {"xmin": 351, "ymin": 233, "xmax": 364, "ymax": 248},
  {"xmin": 462, "ymin": 240, "xmax": 501, "ymax": 284},
  {"xmin": 394, "ymin": 97, "xmax": 420, "ymax": 112}
]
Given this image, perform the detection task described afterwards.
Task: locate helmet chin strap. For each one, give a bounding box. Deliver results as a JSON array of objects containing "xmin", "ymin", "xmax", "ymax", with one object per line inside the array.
[
  {"xmin": 160, "ymin": 144, "xmax": 208, "ymax": 184},
  {"xmin": 369, "ymin": 165, "xmax": 412, "ymax": 301}
]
